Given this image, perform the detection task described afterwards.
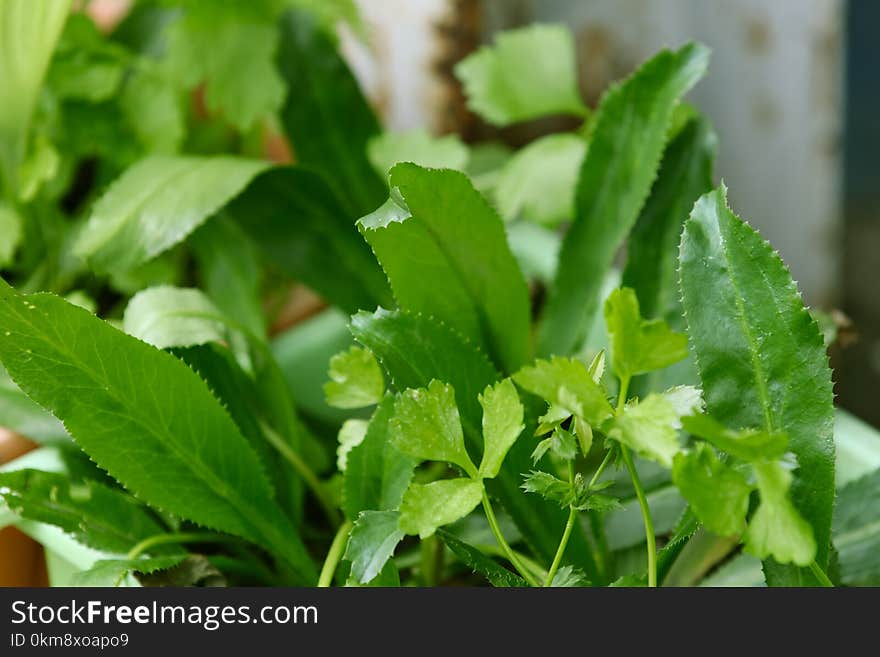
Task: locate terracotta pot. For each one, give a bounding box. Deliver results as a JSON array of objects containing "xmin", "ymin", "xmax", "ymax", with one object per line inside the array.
[{"xmin": 0, "ymin": 429, "xmax": 48, "ymax": 587}]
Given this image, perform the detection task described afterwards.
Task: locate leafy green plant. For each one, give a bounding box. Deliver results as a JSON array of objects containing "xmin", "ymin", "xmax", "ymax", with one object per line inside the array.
[{"xmin": 1, "ymin": 8, "xmax": 878, "ymax": 588}]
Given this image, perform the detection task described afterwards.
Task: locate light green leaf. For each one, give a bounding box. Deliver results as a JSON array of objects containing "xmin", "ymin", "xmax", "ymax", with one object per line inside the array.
[
  {"xmin": 399, "ymin": 478, "xmax": 483, "ymax": 538},
  {"xmin": 835, "ymin": 408, "xmax": 880, "ymax": 487},
  {"xmin": 75, "ymin": 156, "xmax": 270, "ymax": 273},
  {"xmin": 123, "ymin": 286, "xmax": 230, "ymax": 351},
  {"xmin": 681, "ymin": 414, "xmax": 788, "ymax": 463},
  {"xmin": 478, "ymin": 379, "xmax": 524, "ymax": 478},
  {"xmin": 506, "ymin": 221, "xmax": 561, "ymax": 285},
  {"xmin": 17, "ymin": 134, "xmax": 59, "ymax": 202},
  {"xmin": 531, "ymin": 428, "xmax": 577, "ymax": 464},
  {"xmin": 343, "ymin": 395, "xmax": 416, "ymax": 519},
  {"xmin": 0, "ymin": 0, "xmax": 71, "ymax": 190},
  {"xmin": 120, "ymin": 61, "xmax": 185, "ymax": 154},
  {"xmin": 72, "ymin": 555, "xmax": 186, "ymax": 587},
  {"xmin": 337, "ymin": 419, "xmax": 368, "ymax": 472},
  {"xmin": 0, "ymin": 203, "xmax": 22, "ymax": 268},
  {"xmin": 0, "ymin": 281, "xmax": 315, "ymax": 582},
  {"xmin": 604, "ymin": 287, "xmax": 689, "ymax": 381},
  {"xmin": 436, "ymin": 528, "xmax": 528, "ymax": 587},
  {"xmin": 389, "ymin": 381, "xmax": 476, "ymax": 477},
  {"xmin": 359, "ymin": 163, "xmax": 531, "ymax": 373},
  {"xmin": 539, "ymin": 43, "xmax": 709, "ymax": 356},
  {"xmin": 744, "ymin": 462, "xmax": 817, "ymax": 567},
  {"xmin": 454, "ymin": 24, "xmax": 587, "ymax": 126},
  {"xmin": 679, "ymin": 185, "xmax": 835, "ymax": 584},
  {"xmin": 164, "ymin": 4, "xmax": 284, "ymax": 130},
  {"xmin": 513, "ymin": 357, "xmax": 613, "ymax": 426},
  {"xmin": 672, "ymin": 444, "xmax": 750, "ymax": 536},
  {"xmin": 368, "ymin": 129, "xmax": 469, "ymax": 177},
  {"xmin": 495, "ymin": 133, "xmax": 586, "ymax": 226},
  {"xmin": 0, "ymin": 469, "xmax": 166, "ymax": 554},
  {"xmin": 521, "ymin": 470, "xmax": 571, "ymax": 507},
  {"xmin": 344, "ymin": 509, "xmax": 404, "ymax": 584},
  {"xmin": 325, "ymin": 346, "xmax": 384, "ymax": 409},
  {"xmin": 606, "ymin": 394, "xmax": 681, "ymax": 467},
  {"xmin": 834, "ymin": 468, "xmax": 880, "ymax": 585},
  {"xmin": 47, "ymin": 13, "xmax": 127, "ymax": 102}
]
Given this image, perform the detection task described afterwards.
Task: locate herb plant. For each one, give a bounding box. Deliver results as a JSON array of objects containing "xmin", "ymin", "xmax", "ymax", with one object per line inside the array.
[{"xmin": 0, "ymin": 5, "xmax": 878, "ymax": 587}]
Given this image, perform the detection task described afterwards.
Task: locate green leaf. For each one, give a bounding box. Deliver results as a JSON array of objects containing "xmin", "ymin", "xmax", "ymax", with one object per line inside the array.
[
  {"xmin": 350, "ymin": 308, "xmax": 599, "ymax": 577},
  {"xmin": 513, "ymin": 357, "xmax": 613, "ymax": 426},
  {"xmin": 164, "ymin": 4, "xmax": 284, "ymax": 130},
  {"xmin": 336, "ymin": 419, "xmax": 368, "ymax": 472},
  {"xmin": 436, "ymin": 528, "xmax": 528, "ymax": 587},
  {"xmin": 835, "ymin": 408, "xmax": 880, "ymax": 487},
  {"xmin": 604, "ymin": 287, "xmax": 689, "ymax": 381},
  {"xmin": 495, "ymin": 134, "xmax": 586, "ymax": 226},
  {"xmin": 75, "ymin": 156, "xmax": 270, "ymax": 273},
  {"xmin": 399, "ymin": 478, "xmax": 483, "ymax": 538},
  {"xmin": 0, "ymin": 0, "xmax": 71, "ymax": 191},
  {"xmin": 276, "ymin": 9, "xmax": 385, "ymax": 215},
  {"xmin": 550, "ymin": 565, "xmax": 589, "ymax": 587},
  {"xmin": 0, "ymin": 469, "xmax": 166, "ymax": 554},
  {"xmin": 0, "ymin": 203, "xmax": 22, "ymax": 269},
  {"xmin": 454, "ymin": 24, "xmax": 587, "ymax": 126},
  {"xmin": 123, "ymin": 286, "xmax": 232, "ymax": 352},
  {"xmin": 833, "ymin": 469, "xmax": 880, "ymax": 586},
  {"xmin": 325, "ymin": 346, "xmax": 384, "ymax": 409},
  {"xmin": 0, "ymin": 281, "xmax": 315, "ymax": 582},
  {"xmin": 671, "ymin": 444, "xmax": 750, "ymax": 536},
  {"xmin": 521, "ymin": 471, "xmax": 571, "ymax": 507},
  {"xmin": 506, "ymin": 221, "xmax": 561, "ymax": 285},
  {"xmin": 622, "ymin": 115, "xmax": 716, "ymax": 321},
  {"xmin": 606, "ymin": 394, "xmax": 681, "ymax": 467},
  {"xmin": 120, "ymin": 61, "xmax": 185, "ymax": 154},
  {"xmin": 227, "ymin": 166, "xmax": 392, "ymax": 314},
  {"xmin": 344, "ymin": 509, "xmax": 404, "ymax": 584},
  {"xmin": 17, "ymin": 133, "xmax": 60, "ymax": 203},
  {"xmin": 368, "ymin": 129, "xmax": 469, "ymax": 177},
  {"xmin": 359, "ymin": 163, "xmax": 531, "ymax": 373},
  {"xmin": 681, "ymin": 414, "xmax": 788, "ymax": 463},
  {"xmin": 743, "ymin": 463, "xmax": 817, "ymax": 567},
  {"xmin": 390, "ymin": 381, "xmax": 477, "ymax": 477},
  {"xmin": 191, "ymin": 216, "xmax": 265, "ymax": 339},
  {"xmin": 478, "ymin": 379, "xmax": 524, "ymax": 478},
  {"xmin": 343, "ymin": 395, "xmax": 416, "ymax": 519},
  {"xmin": 539, "ymin": 43, "xmax": 710, "ymax": 356},
  {"xmin": 531, "ymin": 428, "xmax": 577, "ymax": 464},
  {"xmin": 0, "ymin": 367, "xmax": 68, "ymax": 443},
  {"xmin": 72, "ymin": 555, "xmax": 186, "ymax": 587},
  {"xmin": 679, "ymin": 185, "xmax": 835, "ymax": 584}
]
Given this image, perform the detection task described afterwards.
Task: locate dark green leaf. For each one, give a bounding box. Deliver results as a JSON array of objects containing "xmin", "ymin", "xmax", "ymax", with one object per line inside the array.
[
  {"xmin": 359, "ymin": 163, "xmax": 532, "ymax": 373},
  {"xmin": 344, "ymin": 509, "xmax": 404, "ymax": 584},
  {"xmin": 0, "ymin": 281, "xmax": 315, "ymax": 582},
  {"xmin": 227, "ymin": 166, "xmax": 392, "ymax": 314},
  {"xmin": 436, "ymin": 528, "xmax": 528, "ymax": 587},
  {"xmin": 276, "ymin": 9, "xmax": 385, "ymax": 215},
  {"xmin": 539, "ymin": 43, "xmax": 710, "ymax": 356},
  {"xmin": 679, "ymin": 185, "xmax": 835, "ymax": 584},
  {"xmin": 343, "ymin": 395, "xmax": 416, "ymax": 520},
  {"xmin": 0, "ymin": 469, "xmax": 166, "ymax": 554}
]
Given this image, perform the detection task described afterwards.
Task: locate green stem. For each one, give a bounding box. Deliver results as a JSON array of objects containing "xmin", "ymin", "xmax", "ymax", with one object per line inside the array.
[
  {"xmin": 260, "ymin": 420, "xmax": 342, "ymax": 528},
  {"xmin": 621, "ymin": 445, "xmax": 657, "ymax": 587},
  {"xmin": 546, "ymin": 506, "xmax": 578, "ymax": 587},
  {"xmin": 481, "ymin": 490, "xmax": 542, "ymax": 587},
  {"xmin": 126, "ymin": 532, "xmax": 238, "ymax": 560},
  {"xmin": 317, "ymin": 520, "xmax": 353, "ymax": 587},
  {"xmin": 809, "ymin": 560, "xmax": 834, "ymax": 587},
  {"xmin": 589, "ymin": 447, "xmax": 616, "ymax": 489},
  {"xmin": 615, "ymin": 374, "xmax": 657, "ymax": 587}
]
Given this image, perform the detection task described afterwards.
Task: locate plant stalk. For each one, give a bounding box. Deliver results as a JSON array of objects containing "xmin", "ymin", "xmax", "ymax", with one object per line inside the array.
[
  {"xmin": 809, "ymin": 560, "xmax": 834, "ymax": 587},
  {"xmin": 545, "ymin": 461, "xmax": 578, "ymax": 587},
  {"xmin": 481, "ymin": 490, "xmax": 542, "ymax": 587},
  {"xmin": 126, "ymin": 532, "xmax": 239, "ymax": 561},
  {"xmin": 317, "ymin": 520, "xmax": 353, "ymax": 587}
]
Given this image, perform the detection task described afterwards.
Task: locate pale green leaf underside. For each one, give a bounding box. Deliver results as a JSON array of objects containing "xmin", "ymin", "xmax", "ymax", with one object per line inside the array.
[
  {"xmin": 833, "ymin": 468, "xmax": 880, "ymax": 586},
  {"xmin": 679, "ymin": 186, "xmax": 834, "ymax": 585},
  {"xmin": 0, "ymin": 281, "xmax": 314, "ymax": 581},
  {"xmin": 123, "ymin": 286, "xmax": 229, "ymax": 351},
  {"xmin": 75, "ymin": 156, "xmax": 270, "ymax": 273}
]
